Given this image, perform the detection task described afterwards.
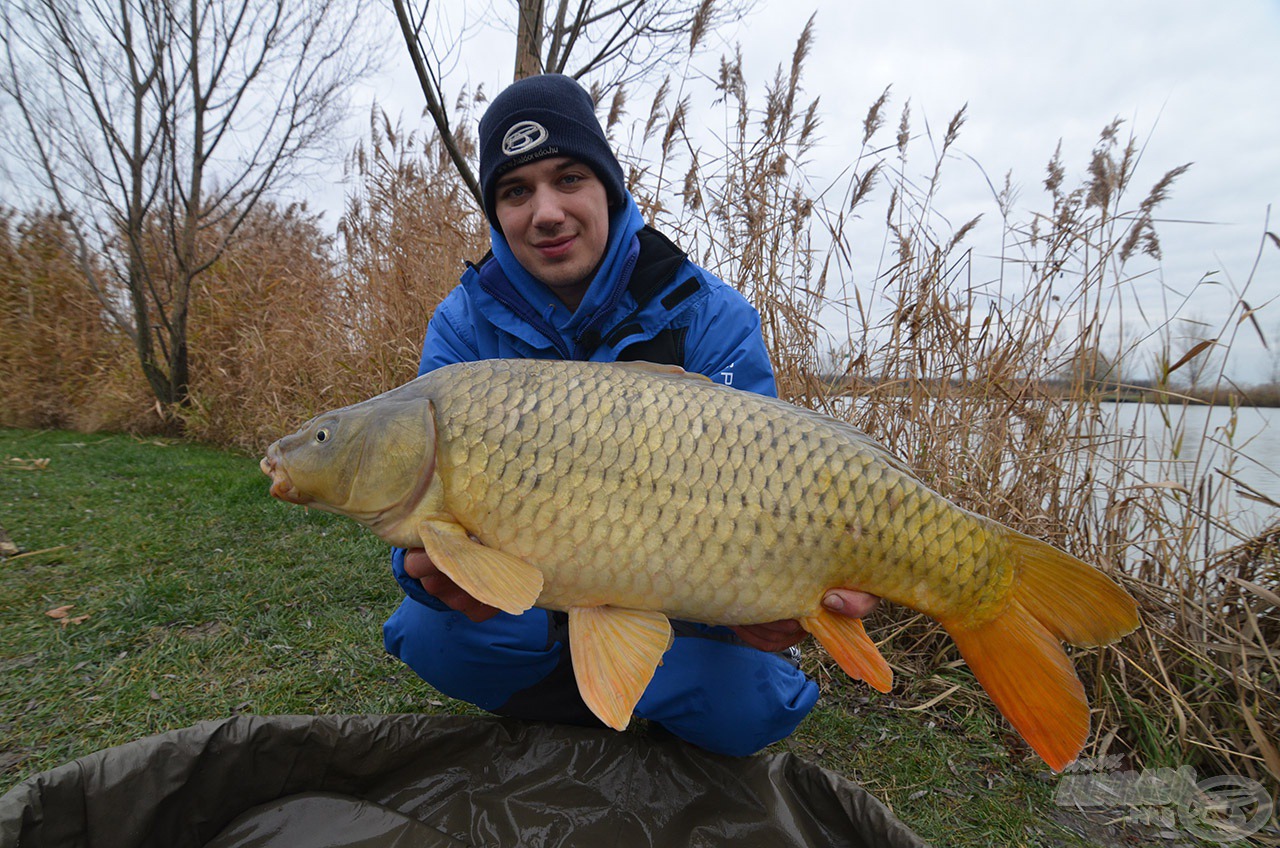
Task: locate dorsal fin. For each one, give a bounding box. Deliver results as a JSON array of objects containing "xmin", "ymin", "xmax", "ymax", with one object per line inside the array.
[{"xmin": 613, "ymin": 361, "xmax": 712, "ymax": 382}]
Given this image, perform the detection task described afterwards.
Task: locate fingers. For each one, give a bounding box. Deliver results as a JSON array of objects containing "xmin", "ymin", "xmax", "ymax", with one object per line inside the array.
[
  {"xmin": 725, "ymin": 588, "xmax": 886, "ymax": 652},
  {"xmin": 403, "ymin": 548, "xmax": 500, "ymax": 623},
  {"xmin": 731, "ymin": 619, "xmax": 807, "ymax": 652},
  {"xmin": 822, "ymin": 589, "xmax": 881, "ymax": 619},
  {"xmin": 402, "ymin": 548, "xmax": 436, "ymax": 580}
]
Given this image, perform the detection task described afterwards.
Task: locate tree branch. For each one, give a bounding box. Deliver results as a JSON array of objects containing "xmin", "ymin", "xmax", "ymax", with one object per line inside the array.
[{"xmin": 392, "ymin": 0, "xmax": 482, "ymax": 210}]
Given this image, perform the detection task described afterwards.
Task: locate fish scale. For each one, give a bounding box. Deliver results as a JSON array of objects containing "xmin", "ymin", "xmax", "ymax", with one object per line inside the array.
[
  {"xmin": 263, "ymin": 357, "xmax": 1140, "ymax": 770},
  {"xmin": 426, "ymin": 360, "xmax": 1002, "ymax": 624}
]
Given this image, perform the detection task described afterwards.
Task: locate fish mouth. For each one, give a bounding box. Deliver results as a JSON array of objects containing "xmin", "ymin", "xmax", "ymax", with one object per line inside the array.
[{"xmin": 260, "ymin": 445, "xmax": 311, "ymax": 505}]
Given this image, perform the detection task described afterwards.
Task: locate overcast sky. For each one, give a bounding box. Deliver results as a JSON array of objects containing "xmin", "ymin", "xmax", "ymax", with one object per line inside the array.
[
  {"xmin": 726, "ymin": 0, "xmax": 1280, "ymax": 384},
  {"xmin": 336, "ymin": 0, "xmax": 1278, "ymax": 383}
]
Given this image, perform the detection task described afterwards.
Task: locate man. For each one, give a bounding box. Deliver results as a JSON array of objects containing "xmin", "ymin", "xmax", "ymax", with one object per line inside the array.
[{"xmin": 383, "ymin": 73, "xmax": 877, "ymax": 757}]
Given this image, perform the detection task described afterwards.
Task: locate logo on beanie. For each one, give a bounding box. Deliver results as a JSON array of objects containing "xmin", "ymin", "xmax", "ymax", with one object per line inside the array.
[{"xmin": 502, "ymin": 121, "xmax": 549, "ymax": 156}]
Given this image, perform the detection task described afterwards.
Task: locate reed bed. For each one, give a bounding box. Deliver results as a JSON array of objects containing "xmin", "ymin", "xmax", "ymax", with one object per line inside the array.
[
  {"xmin": 1, "ymin": 27, "xmax": 1275, "ymax": 797},
  {"xmin": 628, "ymin": 23, "xmax": 1277, "ymax": 791},
  {"xmin": 0, "ymin": 211, "xmax": 153, "ymax": 433}
]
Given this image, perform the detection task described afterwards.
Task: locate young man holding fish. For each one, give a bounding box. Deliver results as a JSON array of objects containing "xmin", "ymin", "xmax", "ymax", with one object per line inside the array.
[{"xmin": 383, "ymin": 73, "xmax": 878, "ymax": 756}]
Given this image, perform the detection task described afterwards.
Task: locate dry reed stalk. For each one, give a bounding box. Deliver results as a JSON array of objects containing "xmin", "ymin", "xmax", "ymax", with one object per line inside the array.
[
  {"xmin": 627, "ymin": 33, "xmax": 1276, "ymax": 790},
  {"xmin": 628, "ymin": 18, "xmax": 828, "ymax": 405},
  {"xmin": 0, "ymin": 210, "xmax": 154, "ymax": 433},
  {"xmin": 335, "ymin": 107, "xmax": 488, "ymax": 402}
]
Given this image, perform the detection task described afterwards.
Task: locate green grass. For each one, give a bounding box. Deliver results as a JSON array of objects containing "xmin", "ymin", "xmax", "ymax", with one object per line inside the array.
[
  {"xmin": 0, "ymin": 429, "xmax": 482, "ymax": 780},
  {"xmin": 780, "ymin": 684, "xmax": 1098, "ymax": 847},
  {"xmin": 1, "ymin": 427, "xmax": 1108, "ymax": 846}
]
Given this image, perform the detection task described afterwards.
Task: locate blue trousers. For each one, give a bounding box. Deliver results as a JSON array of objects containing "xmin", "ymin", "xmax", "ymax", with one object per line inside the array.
[{"xmin": 383, "ymin": 598, "xmax": 819, "ymax": 757}]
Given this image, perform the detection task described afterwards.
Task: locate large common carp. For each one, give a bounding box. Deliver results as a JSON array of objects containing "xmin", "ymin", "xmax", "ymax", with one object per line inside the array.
[{"xmin": 261, "ymin": 359, "xmax": 1139, "ymax": 770}]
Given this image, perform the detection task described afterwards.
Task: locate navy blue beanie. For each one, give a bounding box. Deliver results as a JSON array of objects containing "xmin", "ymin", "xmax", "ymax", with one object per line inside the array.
[{"xmin": 478, "ymin": 74, "xmax": 626, "ymax": 230}]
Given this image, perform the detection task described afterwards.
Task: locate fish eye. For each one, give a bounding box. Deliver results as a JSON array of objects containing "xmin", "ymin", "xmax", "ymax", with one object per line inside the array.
[{"xmin": 316, "ymin": 428, "xmax": 330, "ymax": 443}]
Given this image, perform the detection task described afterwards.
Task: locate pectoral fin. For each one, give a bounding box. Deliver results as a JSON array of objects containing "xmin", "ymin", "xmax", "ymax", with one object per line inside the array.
[
  {"xmin": 417, "ymin": 519, "xmax": 543, "ymax": 615},
  {"xmin": 801, "ymin": 610, "xmax": 893, "ymax": 693},
  {"xmin": 568, "ymin": 606, "xmax": 673, "ymax": 730}
]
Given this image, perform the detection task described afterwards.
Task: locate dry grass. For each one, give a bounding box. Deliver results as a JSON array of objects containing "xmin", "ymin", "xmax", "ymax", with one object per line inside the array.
[
  {"xmin": 826, "ymin": 116, "xmax": 1280, "ymax": 792},
  {"xmin": 1, "ymin": 35, "xmax": 1276, "ymax": 797},
  {"xmin": 0, "ymin": 211, "xmax": 155, "ymax": 433},
  {"xmin": 170, "ymin": 109, "xmax": 485, "ymax": 451},
  {"xmin": 178, "ymin": 201, "xmax": 350, "ymax": 448}
]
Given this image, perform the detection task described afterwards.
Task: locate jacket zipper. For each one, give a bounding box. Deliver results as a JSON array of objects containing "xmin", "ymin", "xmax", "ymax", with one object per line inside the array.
[{"xmin": 476, "ymin": 268, "xmax": 573, "ymax": 359}]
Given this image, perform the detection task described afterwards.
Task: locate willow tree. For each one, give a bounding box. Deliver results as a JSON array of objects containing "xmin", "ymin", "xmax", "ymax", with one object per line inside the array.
[{"xmin": 0, "ymin": 0, "xmax": 372, "ymax": 409}]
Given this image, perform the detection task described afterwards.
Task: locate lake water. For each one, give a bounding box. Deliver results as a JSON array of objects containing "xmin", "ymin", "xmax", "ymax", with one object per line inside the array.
[{"xmin": 1101, "ymin": 402, "xmax": 1279, "ymax": 535}]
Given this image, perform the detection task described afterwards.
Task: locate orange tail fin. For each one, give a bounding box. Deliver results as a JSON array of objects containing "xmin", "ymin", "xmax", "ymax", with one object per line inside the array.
[{"xmin": 945, "ymin": 533, "xmax": 1139, "ymax": 772}]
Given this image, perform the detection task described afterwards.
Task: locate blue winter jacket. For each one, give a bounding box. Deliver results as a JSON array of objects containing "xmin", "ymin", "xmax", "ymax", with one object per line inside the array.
[{"xmin": 391, "ymin": 193, "xmax": 778, "ymax": 609}]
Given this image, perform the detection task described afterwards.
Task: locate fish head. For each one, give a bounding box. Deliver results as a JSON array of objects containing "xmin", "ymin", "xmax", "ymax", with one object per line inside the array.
[{"xmin": 261, "ymin": 395, "xmax": 437, "ymax": 538}]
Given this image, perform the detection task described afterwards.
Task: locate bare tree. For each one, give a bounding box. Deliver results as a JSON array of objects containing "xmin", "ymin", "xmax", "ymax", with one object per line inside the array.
[
  {"xmin": 1, "ymin": 0, "xmax": 372, "ymax": 410},
  {"xmin": 391, "ymin": 0, "xmax": 749, "ymax": 209}
]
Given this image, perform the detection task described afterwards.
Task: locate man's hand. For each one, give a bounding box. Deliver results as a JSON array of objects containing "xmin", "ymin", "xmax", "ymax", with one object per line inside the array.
[
  {"xmin": 403, "ymin": 548, "xmax": 500, "ymax": 623},
  {"xmin": 731, "ymin": 590, "xmax": 881, "ymax": 652}
]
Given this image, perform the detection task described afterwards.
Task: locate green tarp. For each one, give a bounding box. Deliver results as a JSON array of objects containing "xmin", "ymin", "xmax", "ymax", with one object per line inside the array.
[{"xmin": 0, "ymin": 714, "xmax": 927, "ymax": 847}]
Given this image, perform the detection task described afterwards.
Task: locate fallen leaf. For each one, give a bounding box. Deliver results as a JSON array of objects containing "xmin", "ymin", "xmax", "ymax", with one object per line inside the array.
[
  {"xmin": 4, "ymin": 457, "xmax": 51, "ymax": 471},
  {"xmin": 61, "ymin": 614, "xmax": 90, "ymax": 626},
  {"xmin": 1230, "ymin": 576, "xmax": 1280, "ymax": 609},
  {"xmin": 904, "ymin": 683, "xmax": 962, "ymax": 711},
  {"xmin": 0, "ymin": 524, "xmax": 18, "ymax": 557},
  {"xmin": 45, "ymin": 605, "xmax": 74, "ymax": 619}
]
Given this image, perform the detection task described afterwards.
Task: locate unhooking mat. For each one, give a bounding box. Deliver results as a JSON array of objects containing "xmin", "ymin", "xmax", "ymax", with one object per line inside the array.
[{"xmin": 0, "ymin": 714, "xmax": 928, "ymax": 847}]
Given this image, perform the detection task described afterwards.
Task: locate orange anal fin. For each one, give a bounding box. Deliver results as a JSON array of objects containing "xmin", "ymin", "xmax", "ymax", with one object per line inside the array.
[
  {"xmin": 568, "ymin": 606, "xmax": 672, "ymax": 731},
  {"xmin": 946, "ymin": 600, "xmax": 1089, "ymax": 773},
  {"xmin": 417, "ymin": 519, "xmax": 543, "ymax": 615},
  {"xmin": 801, "ymin": 610, "xmax": 893, "ymax": 693}
]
